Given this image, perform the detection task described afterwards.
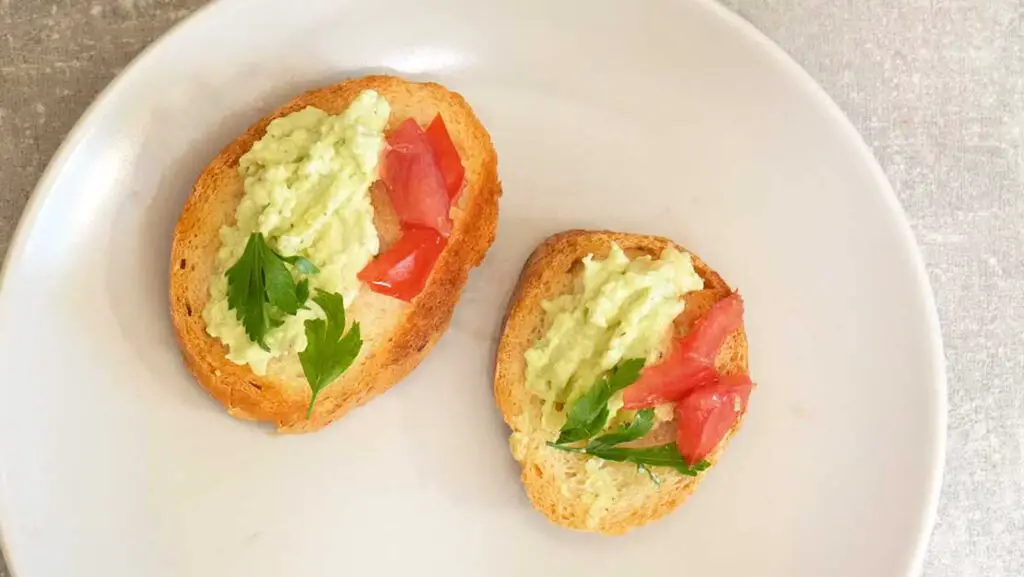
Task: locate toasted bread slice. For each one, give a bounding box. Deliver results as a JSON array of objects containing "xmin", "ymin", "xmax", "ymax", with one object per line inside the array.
[
  {"xmin": 170, "ymin": 75, "xmax": 501, "ymax": 433},
  {"xmin": 494, "ymin": 230, "xmax": 749, "ymax": 535}
]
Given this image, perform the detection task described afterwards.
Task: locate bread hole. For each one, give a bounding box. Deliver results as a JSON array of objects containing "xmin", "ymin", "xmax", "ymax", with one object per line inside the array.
[
  {"xmin": 532, "ymin": 464, "xmax": 544, "ymax": 479},
  {"xmin": 563, "ymin": 259, "xmax": 588, "ymax": 278},
  {"xmin": 247, "ymin": 381, "xmax": 263, "ymax": 392},
  {"xmin": 179, "ymin": 258, "xmax": 187, "ymax": 270},
  {"xmin": 623, "ymin": 247, "xmax": 653, "ymax": 260},
  {"xmin": 554, "ymin": 402, "xmax": 564, "ymax": 412},
  {"xmin": 185, "ymin": 303, "xmax": 193, "ymax": 316}
]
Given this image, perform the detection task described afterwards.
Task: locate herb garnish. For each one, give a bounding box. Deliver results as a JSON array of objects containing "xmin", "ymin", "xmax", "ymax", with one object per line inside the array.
[
  {"xmin": 225, "ymin": 233, "xmax": 362, "ymax": 416},
  {"xmin": 587, "ymin": 408, "xmax": 656, "ymax": 450},
  {"xmin": 298, "ymin": 290, "xmax": 363, "ymax": 417},
  {"xmin": 226, "ymin": 233, "xmax": 313, "ymax": 349},
  {"xmin": 553, "ymin": 441, "xmax": 711, "ymax": 477},
  {"xmin": 555, "ymin": 358, "xmax": 645, "ymax": 445},
  {"xmin": 549, "ymin": 361, "xmax": 711, "ymax": 478}
]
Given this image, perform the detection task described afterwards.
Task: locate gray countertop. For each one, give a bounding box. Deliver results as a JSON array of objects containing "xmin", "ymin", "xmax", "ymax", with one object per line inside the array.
[{"xmin": 1, "ymin": 1, "xmax": 1021, "ymax": 575}]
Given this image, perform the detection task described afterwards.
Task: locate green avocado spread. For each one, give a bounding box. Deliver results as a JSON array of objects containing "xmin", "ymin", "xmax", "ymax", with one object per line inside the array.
[
  {"xmin": 523, "ymin": 243, "xmax": 704, "ymax": 430},
  {"xmin": 202, "ymin": 90, "xmax": 390, "ymax": 374}
]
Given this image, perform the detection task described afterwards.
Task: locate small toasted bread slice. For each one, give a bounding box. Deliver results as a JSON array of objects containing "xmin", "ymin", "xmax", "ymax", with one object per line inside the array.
[
  {"xmin": 170, "ymin": 75, "xmax": 501, "ymax": 433},
  {"xmin": 494, "ymin": 230, "xmax": 749, "ymax": 535}
]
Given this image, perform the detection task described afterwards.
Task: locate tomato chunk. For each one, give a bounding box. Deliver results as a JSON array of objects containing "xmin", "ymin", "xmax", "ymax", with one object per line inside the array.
[
  {"xmin": 425, "ymin": 114, "xmax": 465, "ymax": 201},
  {"xmin": 357, "ymin": 226, "xmax": 446, "ymax": 301},
  {"xmin": 623, "ymin": 293, "xmax": 745, "ymax": 409},
  {"xmin": 382, "ymin": 119, "xmax": 453, "ymax": 236},
  {"xmin": 675, "ymin": 373, "xmax": 754, "ymax": 465},
  {"xmin": 623, "ymin": 360, "xmax": 718, "ymax": 409},
  {"xmin": 680, "ymin": 292, "xmax": 745, "ymax": 364}
]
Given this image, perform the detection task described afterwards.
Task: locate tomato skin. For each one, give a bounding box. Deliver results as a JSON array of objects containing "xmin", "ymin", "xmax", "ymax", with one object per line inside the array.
[
  {"xmin": 623, "ymin": 293, "xmax": 745, "ymax": 408},
  {"xmin": 622, "ymin": 360, "xmax": 717, "ymax": 409},
  {"xmin": 357, "ymin": 226, "xmax": 447, "ymax": 301},
  {"xmin": 674, "ymin": 373, "xmax": 754, "ymax": 465},
  {"xmin": 680, "ymin": 292, "xmax": 745, "ymax": 364},
  {"xmin": 425, "ymin": 114, "xmax": 465, "ymax": 201},
  {"xmin": 382, "ymin": 119, "xmax": 453, "ymax": 236}
]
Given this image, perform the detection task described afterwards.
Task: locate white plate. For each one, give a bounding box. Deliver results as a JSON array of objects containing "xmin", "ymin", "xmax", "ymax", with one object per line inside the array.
[{"xmin": 0, "ymin": 1, "xmax": 946, "ymax": 576}]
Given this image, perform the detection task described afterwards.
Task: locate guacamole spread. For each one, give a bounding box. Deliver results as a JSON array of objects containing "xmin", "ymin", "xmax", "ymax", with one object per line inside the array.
[
  {"xmin": 203, "ymin": 90, "xmax": 390, "ymax": 374},
  {"xmin": 523, "ymin": 243, "xmax": 704, "ymax": 429}
]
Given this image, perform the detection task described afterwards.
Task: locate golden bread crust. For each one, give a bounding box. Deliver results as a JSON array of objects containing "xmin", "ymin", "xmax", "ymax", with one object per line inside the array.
[
  {"xmin": 494, "ymin": 230, "xmax": 750, "ymax": 535},
  {"xmin": 170, "ymin": 75, "xmax": 501, "ymax": 432}
]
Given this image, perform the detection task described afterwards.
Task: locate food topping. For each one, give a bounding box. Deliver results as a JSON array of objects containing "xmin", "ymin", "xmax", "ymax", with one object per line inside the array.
[
  {"xmin": 298, "ymin": 291, "xmax": 363, "ymax": 417},
  {"xmin": 523, "ymin": 243, "xmax": 704, "ymax": 430},
  {"xmin": 358, "ymin": 226, "xmax": 447, "ymax": 302},
  {"xmin": 674, "ymin": 373, "xmax": 753, "ymax": 465},
  {"xmin": 548, "ymin": 360, "xmax": 712, "ymax": 478},
  {"xmin": 623, "ymin": 293, "xmax": 745, "ymax": 408},
  {"xmin": 204, "ymin": 90, "xmax": 388, "ymax": 374},
  {"xmin": 381, "ymin": 118, "xmax": 453, "ymax": 236},
  {"xmin": 424, "ymin": 114, "xmax": 465, "ymax": 200},
  {"xmin": 526, "ymin": 243, "xmax": 751, "ymax": 476},
  {"xmin": 361, "ymin": 113, "xmax": 464, "ymax": 300}
]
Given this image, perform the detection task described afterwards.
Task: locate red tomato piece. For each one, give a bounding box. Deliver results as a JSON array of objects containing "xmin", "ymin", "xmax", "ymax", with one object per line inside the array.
[
  {"xmin": 425, "ymin": 114, "xmax": 465, "ymax": 201},
  {"xmin": 675, "ymin": 373, "xmax": 754, "ymax": 465},
  {"xmin": 680, "ymin": 292, "xmax": 745, "ymax": 364},
  {"xmin": 357, "ymin": 226, "xmax": 447, "ymax": 302},
  {"xmin": 623, "ymin": 360, "xmax": 718, "ymax": 409},
  {"xmin": 623, "ymin": 293, "xmax": 745, "ymax": 409},
  {"xmin": 382, "ymin": 119, "xmax": 453, "ymax": 236}
]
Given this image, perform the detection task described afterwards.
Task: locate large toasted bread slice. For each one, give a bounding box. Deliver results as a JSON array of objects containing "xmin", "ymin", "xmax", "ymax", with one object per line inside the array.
[
  {"xmin": 494, "ymin": 230, "xmax": 749, "ymax": 535},
  {"xmin": 170, "ymin": 75, "xmax": 500, "ymax": 433}
]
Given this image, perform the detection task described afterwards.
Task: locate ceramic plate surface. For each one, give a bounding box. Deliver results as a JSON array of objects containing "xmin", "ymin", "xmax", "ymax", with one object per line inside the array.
[{"xmin": 0, "ymin": 1, "xmax": 945, "ymax": 575}]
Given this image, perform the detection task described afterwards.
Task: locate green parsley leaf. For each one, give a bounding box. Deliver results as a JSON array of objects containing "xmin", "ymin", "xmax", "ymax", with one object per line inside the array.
[
  {"xmin": 555, "ymin": 358, "xmax": 645, "ymax": 445},
  {"xmin": 299, "ymin": 290, "xmax": 363, "ymax": 418},
  {"xmin": 225, "ymin": 233, "xmax": 276, "ymax": 349},
  {"xmin": 225, "ymin": 233, "xmax": 315, "ymax": 349},
  {"xmin": 587, "ymin": 408, "xmax": 656, "ymax": 450},
  {"xmin": 550, "ymin": 441, "xmax": 711, "ymax": 477},
  {"xmin": 295, "ymin": 279, "xmax": 310, "ymax": 308},
  {"xmin": 584, "ymin": 444, "xmax": 709, "ymax": 476},
  {"xmin": 263, "ymin": 252, "xmax": 302, "ymax": 317}
]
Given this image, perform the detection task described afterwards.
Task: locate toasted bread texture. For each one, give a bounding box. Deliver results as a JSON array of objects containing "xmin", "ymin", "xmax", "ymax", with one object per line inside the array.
[
  {"xmin": 494, "ymin": 230, "xmax": 749, "ymax": 535},
  {"xmin": 170, "ymin": 75, "xmax": 500, "ymax": 433}
]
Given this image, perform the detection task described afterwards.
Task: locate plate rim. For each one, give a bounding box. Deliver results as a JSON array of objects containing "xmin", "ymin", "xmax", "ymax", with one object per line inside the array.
[{"xmin": 0, "ymin": 0, "xmax": 948, "ymax": 575}]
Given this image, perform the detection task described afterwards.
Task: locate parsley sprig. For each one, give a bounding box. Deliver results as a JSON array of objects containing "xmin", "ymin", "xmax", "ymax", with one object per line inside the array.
[
  {"xmin": 588, "ymin": 407, "xmax": 657, "ymax": 450},
  {"xmin": 548, "ymin": 360, "xmax": 711, "ymax": 478},
  {"xmin": 298, "ymin": 291, "xmax": 363, "ymax": 417},
  {"xmin": 225, "ymin": 233, "xmax": 361, "ymax": 417},
  {"xmin": 555, "ymin": 359, "xmax": 645, "ymax": 444},
  {"xmin": 225, "ymin": 233, "xmax": 318, "ymax": 349},
  {"xmin": 555, "ymin": 440, "xmax": 712, "ymax": 478}
]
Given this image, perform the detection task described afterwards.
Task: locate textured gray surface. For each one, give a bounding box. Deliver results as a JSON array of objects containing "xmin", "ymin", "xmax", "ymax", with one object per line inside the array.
[{"xmin": 0, "ymin": 0, "xmax": 1021, "ymax": 575}]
